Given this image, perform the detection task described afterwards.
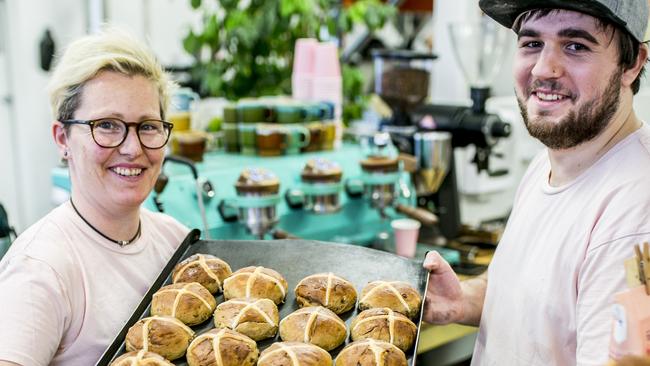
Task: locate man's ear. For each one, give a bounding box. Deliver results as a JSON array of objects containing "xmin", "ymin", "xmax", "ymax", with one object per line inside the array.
[
  {"xmin": 622, "ymin": 43, "xmax": 649, "ymax": 88},
  {"xmin": 52, "ymin": 121, "xmax": 68, "ymax": 158}
]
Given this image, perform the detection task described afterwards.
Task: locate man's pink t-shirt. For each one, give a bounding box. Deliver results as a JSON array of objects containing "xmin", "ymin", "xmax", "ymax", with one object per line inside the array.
[
  {"xmin": 472, "ymin": 124, "xmax": 650, "ymax": 366},
  {"xmin": 0, "ymin": 202, "xmax": 189, "ymax": 365}
]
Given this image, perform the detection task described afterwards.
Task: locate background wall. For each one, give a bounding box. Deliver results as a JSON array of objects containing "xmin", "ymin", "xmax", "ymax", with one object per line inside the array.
[
  {"xmin": 0, "ymin": 1, "xmax": 19, "ymax": 231},
  {"xmin": 430, "ymin": 0, "xmax": 516, "ymax": 105},
  {"xmin": 0, "ymin": 0, "xmax": 197, "ymax": 232},
  {"xmin": 0, "ymin": 0, "xmax": 85, "ymax": 232}
]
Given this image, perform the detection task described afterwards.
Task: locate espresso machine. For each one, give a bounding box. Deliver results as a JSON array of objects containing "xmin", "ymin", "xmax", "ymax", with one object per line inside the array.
[{"xmin": 373, "ymin": 18, "xmax": 512, "ymax": 240}]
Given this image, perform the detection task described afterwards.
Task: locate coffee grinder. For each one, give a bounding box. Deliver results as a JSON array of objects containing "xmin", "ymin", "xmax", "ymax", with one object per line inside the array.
[
  {"xmin": 372, "ymin": 49, "xmax": 437, "ymax": 128},
  {"xmin": 372, "ymin": 18, "xmax": 512, "ymax": 240}
]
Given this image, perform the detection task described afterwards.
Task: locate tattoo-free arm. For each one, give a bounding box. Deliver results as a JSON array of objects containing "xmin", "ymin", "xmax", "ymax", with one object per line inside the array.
[{"xmin": 422, "ymin": 251, "xmax": 487, "ymax": 326}]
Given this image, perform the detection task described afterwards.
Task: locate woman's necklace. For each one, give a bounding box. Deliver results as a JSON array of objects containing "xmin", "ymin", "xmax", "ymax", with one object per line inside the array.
[{"xmin": 70, "ymin": 199, "xmax": 141, "ymax": 247}]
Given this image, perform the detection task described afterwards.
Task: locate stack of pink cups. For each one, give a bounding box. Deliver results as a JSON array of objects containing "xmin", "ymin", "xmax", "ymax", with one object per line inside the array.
[
  {"xmin": 292, "ymin": 39, "xmax": 343, "ymax": 147},
  {"xmin": 291, "ymin": 38, "xmax": 318, "ymax": 101},
  {"xmin": 311, "ymin": 42, "xmax": 342, "ymax": 119}
]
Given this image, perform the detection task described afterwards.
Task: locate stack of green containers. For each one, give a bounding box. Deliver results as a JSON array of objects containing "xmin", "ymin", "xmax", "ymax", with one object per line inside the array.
[{"xmin": 222, "ymin": 99, "xmax": 336, "ymax": 156}]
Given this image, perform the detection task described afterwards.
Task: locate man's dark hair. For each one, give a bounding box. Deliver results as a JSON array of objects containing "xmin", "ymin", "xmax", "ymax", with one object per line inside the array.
[{"xmin": 515, "ymin": 9, "xmax": 647, "ymax": 94}]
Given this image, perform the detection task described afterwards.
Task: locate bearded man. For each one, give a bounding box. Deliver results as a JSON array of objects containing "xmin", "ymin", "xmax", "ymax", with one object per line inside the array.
[{"xmin": 421, "ymin": 1, "xmax": 650, "ymax": 365}]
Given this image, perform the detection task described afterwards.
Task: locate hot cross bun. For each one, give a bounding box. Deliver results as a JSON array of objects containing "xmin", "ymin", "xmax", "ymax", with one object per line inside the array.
[
  {"xmin": 213, "ymin": 297, "xmax": 279, "ymax": 341},
  {"xmin": 295, "ymin": 272, "xmax": 357, "ymax": 314},
  {"xmin": 223, "ymin": 266, "xmax": 288, "ymax": 305},
  {"xmin": 172, "ymin": 254, "xmax": 232, "ymax": 294}
]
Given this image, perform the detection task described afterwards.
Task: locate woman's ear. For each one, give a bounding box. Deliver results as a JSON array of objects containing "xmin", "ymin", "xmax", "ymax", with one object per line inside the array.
[{"xmin": 52, "ymin": 121, "xmax": 68, "ymax": 159}]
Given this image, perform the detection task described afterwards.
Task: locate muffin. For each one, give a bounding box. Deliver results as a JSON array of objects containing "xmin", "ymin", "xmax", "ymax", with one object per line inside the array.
[
  {"xmin": 151, "ymin": 282, "xmax": 217, "ymax": 325},
  {"xmin": 110, "ymin": 350, "xmax": 174, "ymax": 366},
  {"xmin": 172, "ymin": 254, "xmax": 232, "ymax": 294},
  {"xmin": 350, "ymin": 308, "xmax": 417, "ymax": 352},
  {"xmin": 213, "ymin": 297, "xmax": 279, "ymax": 341},
  {"xmin": 125, "ymin": 316, "xmax": 195, "ymax": 361},
  {"xmin": 335, "ymin": 339, "xmax": 407, "ymax": 366},
  {"xmin": 358, "ymin": 281, "xmax": 422, "ymax": 319},
  {"xmin": 295, "ymin": 272, "xmax": 357, "ymax": 314},
  {"xmin": 223, "ymin": 266, "xmax": 288, "ymax": 305},
  {"xmin": 186, "ymin": 328, "xmax": 258, "ymax": 366},
  {"xmin": 279, "ymin": 306, "xmax": 347, "ymax": 351},
  {"xmin": 258, "ymin": 341, "xmax": 333, "ymax": 366}
]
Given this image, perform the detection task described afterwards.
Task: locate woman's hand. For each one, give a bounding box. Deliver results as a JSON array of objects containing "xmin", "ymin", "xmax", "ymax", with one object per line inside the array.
[{"xmin": 422, "ymin": 251, "xmax": 487, "ymax": 326}]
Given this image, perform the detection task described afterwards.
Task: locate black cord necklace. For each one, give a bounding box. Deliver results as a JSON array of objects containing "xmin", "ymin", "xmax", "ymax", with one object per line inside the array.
[{"xmin": 70, "ymin": 199, "xmax": 141, "ymax": 247}]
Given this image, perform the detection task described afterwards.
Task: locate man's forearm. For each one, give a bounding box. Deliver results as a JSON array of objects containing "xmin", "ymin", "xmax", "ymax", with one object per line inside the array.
[{"xmin": 458, "ymin": 271, "xmax": 488, "ymax": 326}]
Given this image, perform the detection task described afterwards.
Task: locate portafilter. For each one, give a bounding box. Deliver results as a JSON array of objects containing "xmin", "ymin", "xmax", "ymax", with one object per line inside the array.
[
  {"xmin": 285, "ymin": 158, "xmax": 343, "ymax": 215},
  {"xmin": 218, "ymin": 168, "xmax": 281, "ymax": 239},
  {"xmin": 301, "ymin": 158, "xmax": 343, "ymax": 213},
  {"xmin": 359, "ymin": 156, "xmax": 438, "ymax": 226}
]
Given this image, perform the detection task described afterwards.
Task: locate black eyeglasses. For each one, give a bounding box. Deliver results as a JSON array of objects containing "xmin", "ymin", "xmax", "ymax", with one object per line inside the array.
[{"xmin": 62, "ymin": 118, "xmax": 174, "ymax": 149}]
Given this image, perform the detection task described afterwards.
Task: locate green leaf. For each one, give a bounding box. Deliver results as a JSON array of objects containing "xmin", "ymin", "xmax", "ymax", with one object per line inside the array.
[
  {"xmin": 204, "ymin": 14, "xmax": 219, "ymax": 40},
  {"xmin": 224, "ymin": 10, "xmax": 244, "ymax": 31},
  {"xmin": 280, "ymin": 0, "xmax": 297, "ymax": 17},
  {"xmin": 337, "ymin": 12, "xmax": 352, "ymax": 33},
  {"xmin": 190, "ymin": 0, "xmax": 201, "ymax": 10},
  {"xmin": 342, "ymin": 64, "xmax": 365, "ymax": 101},
  {"xmin": 205, "ymin": 74, "xmax": 222, "ymax": 97},
  {"xmin": 347, "ymin": 2, "xmax": 367, "ymax": 23},
  {"xmin": 182, "ymin": 30, "xmax": 201, "ymax": 58},
  {"xmin": 220, "ymin": 0, "xmax": 239, "ymax": 9},
  {"xmin": 364, "ymin": 7, "xmax": 381, "ymax": 29}
]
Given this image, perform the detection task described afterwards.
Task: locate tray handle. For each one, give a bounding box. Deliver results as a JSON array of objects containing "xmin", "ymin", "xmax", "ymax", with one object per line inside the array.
[{"xmin": 412, "ymin": 250, "xmax": 432, "ymax": 366}]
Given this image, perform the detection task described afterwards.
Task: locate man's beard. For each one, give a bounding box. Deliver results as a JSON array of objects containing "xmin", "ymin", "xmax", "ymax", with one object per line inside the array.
[{"xmin": 516, "ymin": 70, "xmax": 622, "ymax": 150}]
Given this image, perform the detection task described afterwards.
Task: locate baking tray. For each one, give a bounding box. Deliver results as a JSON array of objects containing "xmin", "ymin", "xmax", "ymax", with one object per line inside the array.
[{"xmin": 96, "ymin": 229, "xmax": 429, "ymax": 366}]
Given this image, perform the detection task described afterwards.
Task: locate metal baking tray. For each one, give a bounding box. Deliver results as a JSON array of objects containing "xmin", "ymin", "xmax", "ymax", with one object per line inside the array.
[{"xmin": 96, "ymin": 229, "xmax": 429, "ymax": 366}]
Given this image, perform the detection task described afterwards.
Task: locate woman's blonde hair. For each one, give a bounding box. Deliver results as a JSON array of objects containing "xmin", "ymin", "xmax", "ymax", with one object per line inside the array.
[{"xmin": 48, "ymin": 27, "xmax": 175, "ymax": 121}]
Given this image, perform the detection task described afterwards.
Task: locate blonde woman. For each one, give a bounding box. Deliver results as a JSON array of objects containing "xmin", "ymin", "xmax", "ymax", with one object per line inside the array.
[{"xmin": 0, "ymin": 29, "xmax": 189, "ymax": 365}]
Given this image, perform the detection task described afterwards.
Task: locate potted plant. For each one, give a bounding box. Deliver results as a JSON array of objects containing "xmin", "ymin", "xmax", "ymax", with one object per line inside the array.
[{"xmin": 182, "ymin": 0, "xmax": 396, "ymax": 124}]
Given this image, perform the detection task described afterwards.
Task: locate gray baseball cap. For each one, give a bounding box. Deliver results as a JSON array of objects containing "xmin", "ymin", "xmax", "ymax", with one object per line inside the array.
[{"xmin": 478, "ymin": 0, "xmax": 649, "ymax": 43}]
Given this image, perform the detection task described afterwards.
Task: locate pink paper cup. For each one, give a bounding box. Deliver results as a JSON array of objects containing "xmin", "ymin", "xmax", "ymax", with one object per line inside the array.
[
  {"xmin": 313, "ymin": 42, "xmax": 341, "ymax": 78},
  {"xmin": 293, "ymin": 38, "xmax": 318, "ymax": 75},
  {"xmin": 391, "ymin": 218, "xmax": 421, "ymax": 258}
]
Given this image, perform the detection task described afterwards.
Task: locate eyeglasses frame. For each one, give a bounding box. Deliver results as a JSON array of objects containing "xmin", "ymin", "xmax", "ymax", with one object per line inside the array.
[{"xmin": 61, "ymin": 118, "xmax": 174, "ymax": 149}]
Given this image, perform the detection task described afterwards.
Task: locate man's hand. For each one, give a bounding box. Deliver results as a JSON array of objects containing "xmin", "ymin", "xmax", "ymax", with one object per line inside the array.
[{"xmin": 422, "ymin": 251, "xmax": 487, "ymax": 326}]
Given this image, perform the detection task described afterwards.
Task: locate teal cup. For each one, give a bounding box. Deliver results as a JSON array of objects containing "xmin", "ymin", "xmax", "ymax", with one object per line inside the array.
[
  {"xmin": 321, "ymin": 120, "xmax": 336, "ymax": 150},
  {"xmin": 223, "ymin": 105, "xmax": 238, "ymax": 123},
  {"xmin": 238, "ymin": 103, "xmax": 275, "ymax": 122},
  {"xmin": 305, "ymin": 101, "xmax": 334, "ymax": 121},
  {"xmin": 238, "ymin": 124, "xmax": 257, "ymax": 155},
  {"xmin": 224, "ymin": 103, "xmax": 275, "ymax": 123},
  {"xmin": 320, "ymin": 102, "xmax": 335, "ymax": 120},
  {"xmin": 276, "ymin": 105, "xmax": 308, "ymax": 124},
  {"xmin": 222, "ymin": 123, "xmax": 239, "ymax": 152},
  {"xmin": 283, "ymin": 125, "xmax": 311, "ymax": 155}
]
